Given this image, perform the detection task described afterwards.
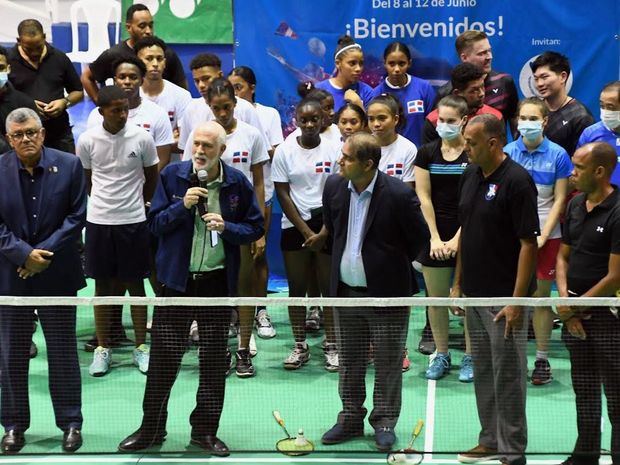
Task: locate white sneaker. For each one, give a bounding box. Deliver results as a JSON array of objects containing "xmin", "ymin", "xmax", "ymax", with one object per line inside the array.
[
  {"xmin": 284, "ymin": 343, "xmax": 310, "ymax": 370},
  {"xmin": 133, "ymin": 344, "xmax": 150, "ymax": 374},
  {"xmin": 89, "ymin": 346, "xmax": 111, "ymax": 377},
  {"xmin": 189, "ymin": 320, "xmax": 199, "ymax": 343},
  {"xmin": 324, "ymin": 343, "xmax": 339, "ymax": 372},
  {"xmin": 255, "ymin": 309, "xmax": 276, "ymax": 338}
]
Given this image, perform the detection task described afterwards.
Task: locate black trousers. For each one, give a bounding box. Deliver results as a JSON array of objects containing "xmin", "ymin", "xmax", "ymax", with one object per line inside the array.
[
  {"xmin": 334, "ymin": 283, "xmax": 409, "ymax": 429},
  {"xmin": 563, "ymin": 309, "xmax": 620, "ymax": 465},
  {"xmin": 140, "ymin": 269, "xmax": 231, "ymax": 437}
]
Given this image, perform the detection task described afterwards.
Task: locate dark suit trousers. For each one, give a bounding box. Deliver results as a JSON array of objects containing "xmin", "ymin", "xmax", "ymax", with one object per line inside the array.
[
  {"xmin": 334, "ymin": 283, "xmax": 409, "ymax": 429},
  {"xmin": 0, "ymin": 306, "xmax": 82, "ymax": 432},
  {"xmin": 140, "ymin": 269, "xmax": 231, "ymax": 437},
  {"xmin": 563, "ymin": 310, "xmax": 620, "ymax": 465}
]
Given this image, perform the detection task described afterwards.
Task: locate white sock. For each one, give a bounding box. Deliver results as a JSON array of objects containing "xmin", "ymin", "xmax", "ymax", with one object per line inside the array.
[{"xmin": 536, "ymin": 350, "xmax": 548, "ymax": 361}]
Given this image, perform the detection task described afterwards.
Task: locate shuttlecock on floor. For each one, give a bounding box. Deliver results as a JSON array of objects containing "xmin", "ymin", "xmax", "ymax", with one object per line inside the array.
[{"xmin": 294, "ymin": 429, "xmax": 309, "ymax": 447}]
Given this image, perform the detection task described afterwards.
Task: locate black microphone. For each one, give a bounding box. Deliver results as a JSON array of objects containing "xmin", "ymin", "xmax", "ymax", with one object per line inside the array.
[
  {"xmin": 196, "ymin": 169, "xmax": 209, "ymax": 216},
  {"xmin": 196, "ymin": 169, "xmax": 219, "ymax": 247}
]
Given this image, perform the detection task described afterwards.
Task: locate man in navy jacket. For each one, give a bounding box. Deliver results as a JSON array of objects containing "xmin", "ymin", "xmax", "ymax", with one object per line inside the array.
[
  {"xmin": 0, "ymin": 108, "xmax": 86, "ymax": 454},
  {"xmin": 119, "ymin": 121, "xmax": 263, "ymax": 455}
]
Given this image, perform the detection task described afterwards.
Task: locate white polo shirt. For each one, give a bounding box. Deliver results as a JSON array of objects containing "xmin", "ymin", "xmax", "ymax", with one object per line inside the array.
[
  {"xmin": 271, "ymin": 138, "xmax": 341, "ymax": 229},
  {"xmin": 87, "ymin": 99, "xmax": 175, "ymax": 148},
  {"xmin": 77, "ymin": 124, "xmax": 159, "ymax": 225},
  {"xmin": 182, "ymin": 120, "xmax": 269, "ymax": 186},
  {"xmin": 177, "ymin": 96, "xmax": 267, "ymax": 150},
  {"xmin": 379, "ymin": 134, "xmax": 417, "ymax": 183},
  {"xmin": 140, "ymin": 79, "xmax": 192, "ymax": 130}
]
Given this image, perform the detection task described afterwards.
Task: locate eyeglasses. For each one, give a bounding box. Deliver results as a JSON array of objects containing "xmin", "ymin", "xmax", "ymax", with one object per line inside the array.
[{"xmin": 7, "ymin": 128, "xmax": 41, "ymax": 141}]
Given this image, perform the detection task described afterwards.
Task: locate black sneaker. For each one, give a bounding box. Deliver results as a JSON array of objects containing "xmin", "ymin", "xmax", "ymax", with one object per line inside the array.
[
  {"xmin": 531, "ymin": 358, "xmax": 552, "ymax": 385},
  {"xmin": 29, "ymin": 341, "xmax": 38, "ymax": 359},
  {"xmin": 235, "ymin": 349, "xmax": 255, "ymax": 378},
  {"xmin": 417, "ymin": 324, "xmax": 435, "ymax": 355}
]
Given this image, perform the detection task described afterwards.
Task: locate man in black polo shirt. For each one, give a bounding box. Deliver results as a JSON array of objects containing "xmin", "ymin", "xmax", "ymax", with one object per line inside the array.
[
  {"xmin": 81, "ymin": 3, "xmax": 187, "ymax": 103},
  {"xmin": 7, "ymin": 20, "xmax": 84, "ymax": 153},
  {"xmin": 556, "ymin": 141, "xmax": 620, "ymax": 465},
  {"xmin": 0, "ymin": 45, "xmax": 36, "ymax": 153},
  {"xmin": 434, "ymin": 30, "xmax": 519, "ymax": 134},
  {"xmin": 531, "ymin": 52, "xmax": 594, "ymax": 156},
  {"xmin": 453, "ymin": 114, "xmax": 539, "ymax": 465}
]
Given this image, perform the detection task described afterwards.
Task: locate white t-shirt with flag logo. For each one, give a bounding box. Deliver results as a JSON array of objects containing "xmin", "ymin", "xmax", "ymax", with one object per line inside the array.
[
  {"xmin": 182, "ymin": 120, "xmax": 269, "ymax": 188},
  {"xmin": 177, "ymin": 97, "xmax": 268, "ymax": 150},
  {"xmin": 76, "ymin": 124, "xmax": 159, "ymax": 225},
  {"xmin": 378, "ymin": 134, "xmax": 417, "ymax": 182},
  {"xmin": 87, "ymin": 99, "xmax": 175, "ymax": 147},
  {"xmin": 271, "ymin": 138, "xmax": 340, "ymax": 229},
  {"xmin": 286, "ymin": 124, "xmax": 342, "ymax": 145},
  {"xmin": 255, "ymin": 103, "xmax": 283, "ymax": 204},
  {"xmin": 140, "ymin": 79, "xmax": 192, "ymax": 131}
]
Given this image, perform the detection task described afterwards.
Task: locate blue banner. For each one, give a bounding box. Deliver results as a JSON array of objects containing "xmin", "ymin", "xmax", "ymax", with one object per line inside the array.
[{"xmin": 234, "ymin": 0, "xmax": 620, "ymax": 134}]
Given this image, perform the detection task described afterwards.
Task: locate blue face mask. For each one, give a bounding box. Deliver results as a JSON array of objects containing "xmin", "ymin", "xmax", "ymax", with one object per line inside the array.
[
  {"xmin": 0, "ymin": 72, "xmax": 8, "ymax": 88},
  {"xmin": 436, "ymin": 122, "xmax": 462, "ymax": 141},
  {"xmin": 518, "ymin": 120, "xmax": 543, "ymax": 141}
]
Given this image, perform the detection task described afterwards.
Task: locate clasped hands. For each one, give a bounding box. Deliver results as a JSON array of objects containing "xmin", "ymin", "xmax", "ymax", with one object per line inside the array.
[{"xmin": 18, "ymin": 249, "xmax": 53, "ymax": 279}]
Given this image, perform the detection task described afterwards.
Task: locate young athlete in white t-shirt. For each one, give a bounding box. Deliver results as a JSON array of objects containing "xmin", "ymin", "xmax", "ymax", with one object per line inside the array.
[
  {"xmin": 76, "ymin": 86, "xmax": 159, "ymax": 378},
  {"xmin": 272, "ymin": 97, "xmax": 341, "ymax": 372},
  {"xmin": 367, "ymin": 93, "xmax": 417, "ymax": 370},
  {"xmin": 228, "ymin": 66, "xmax": 285, "ymax": 341}
]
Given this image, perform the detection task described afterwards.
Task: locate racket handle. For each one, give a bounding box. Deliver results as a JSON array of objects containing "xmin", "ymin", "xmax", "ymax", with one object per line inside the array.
[
  {"xmin": 273, "ymin": 410, "xmax": 284, "ymax": 425},
  {"xmin": 413, "ymin": 419, "xmax": 424, "ymax": 437}
]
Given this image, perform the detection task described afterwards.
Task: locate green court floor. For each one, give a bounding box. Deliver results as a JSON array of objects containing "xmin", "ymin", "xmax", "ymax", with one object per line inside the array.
[{"xmin": 12, "ymin": 281, "xmax": 613, "ymax": 463}]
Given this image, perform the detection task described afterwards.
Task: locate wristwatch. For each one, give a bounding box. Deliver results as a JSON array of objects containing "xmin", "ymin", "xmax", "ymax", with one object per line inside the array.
[{"xmin": 63, "ymin": 97, "xmax": 71, "ymax": 108}]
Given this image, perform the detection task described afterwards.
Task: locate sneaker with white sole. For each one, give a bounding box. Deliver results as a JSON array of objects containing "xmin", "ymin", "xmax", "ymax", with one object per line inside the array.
[
  {"xmin": 255, "ymin": 309, "xmax": 276, "ymax": 339},
  {"xmin": 305, "ymin": 307, "xmax": 322, "ymax": 331},
  {"xmin": 459, "ymin": 354, "xmax": 474, "ymax": 383},
  {"xmin": 284, "ymin": 343, "xmax": 310, "ymax": 370},
  {"xmin": 89, "ymin": 346, "xmax": 111, "ymax": 377},
  {"xmin": 133, "ymin": 344, "xmax": 150, "ymax": 374},
  {"xmin": 323, "ymin": 343, "xmax": 339, "ymax": 372}
]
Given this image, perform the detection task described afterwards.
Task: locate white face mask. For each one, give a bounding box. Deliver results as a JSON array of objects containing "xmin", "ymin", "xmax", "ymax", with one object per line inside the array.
[
  {"xmin": 0, "ymin": 72, "xmax": 8, "ymax": 88},
  {"xmin": 601, "ymin": 108, "xmax": 620, "ymax": 131},
  {"xmin": 436, "ymin": 122, "xmax": 462, "ymax": 141},
  {"xmin": 518, "ymin": 120, "xmax": 544, "ymax": 142}
]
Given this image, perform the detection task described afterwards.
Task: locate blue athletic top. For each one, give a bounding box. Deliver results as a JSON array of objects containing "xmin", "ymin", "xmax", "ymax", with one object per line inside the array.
[
  {"xmin": 315, "ymin": 78, "xmax": 374, "ymax": 112},
  {"xmin": 504, "ymin": 137, "xmax": 572, "ymax": 239},
  {"xmin": 577, "ymin": 121, "xmax": 620, "ymax": 185},
  {"xmin": 371, "ymin": 74, "xmax": 435, "ymax": 147}
]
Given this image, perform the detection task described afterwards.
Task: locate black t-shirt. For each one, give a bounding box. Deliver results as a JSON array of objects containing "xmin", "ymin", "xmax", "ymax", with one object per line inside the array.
[
  {"xmin": 545, "ymin": 98, "xmax": 594, "ymax": 156},
  {"xmin": 458, "ymin": 157, "xmax": 540, "ymax": 297},
  {"xmin": 434, "ymin": 69, "xmax": 519, "ymax": 122},
  {"xmin": 414, "ymin": 139, "xmax": 468, "ymax": 220},
  {"xmin": 0, "ymin": 83, "xmax": 37, "ymax": 135},
  {"xmin": 562, "ymin": 188, "xmax": 620, "ymax": 295},
  {"xmin": 7, "ymin": 44, "xmax": 82, "ymax": 134},
  {"xmin": 89, "ymin": 41, "xmax": 186, "ymax": 88}
]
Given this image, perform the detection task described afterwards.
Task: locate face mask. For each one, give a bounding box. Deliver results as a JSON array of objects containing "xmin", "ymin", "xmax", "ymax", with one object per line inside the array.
[
  {"xmin": 436, "ymin": 122, "xmax": 461, "ymax": 141},
  {"xmin": 601, "ymin": 109, "xmax": 620, "ymax": 131},
  {"xmin": 0, "ymin": 72, "xmax": 8, "ymax": 88},
  {"xmin": 518, "ymin": 120, "xmax": 543, "ymax": 141}
]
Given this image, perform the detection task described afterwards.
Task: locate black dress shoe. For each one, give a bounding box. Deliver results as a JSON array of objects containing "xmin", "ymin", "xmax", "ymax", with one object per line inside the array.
[
  {"xmin": 118, "ymin": 429, "xmax": 166, "ymax": 452},
  {"xmin": 190, "ymin": 435, "xmax": 230, "ymax": 457},
  {"xmin": 1, "ymin": 430, "xmax": 25, "ymax": 454},
  {"xmin": 62, "ymin": 427, "xmax": 82, "ymax": 453},
  {"xmin": 321, "ymin": 423, "xmax": 364, "ymax": 445}
]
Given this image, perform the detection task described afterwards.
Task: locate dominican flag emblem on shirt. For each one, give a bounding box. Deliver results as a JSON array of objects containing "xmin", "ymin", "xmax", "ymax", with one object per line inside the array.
[
  {"xmin": 407, "ymin": 100, "xmax": 424, "ymax": 114},
  {"xmin": 386, "ymin": 163, "xmax": 403, "ymax": 176},
  {"xmin": 139, "ymin": 123, "xmax": 151, "ymax": 132},
  {"xmin": 232, "ymin": 151, "xmax": 249, "ymax": 163},
  {"xmin": 315, "ymin": 161, "xmax": 332, "ymax": 173},
  {"xmin": 485, "ymin": 183, "xmax": 499, "ymax": 200},
  {"xmin": 167, "ymin": 111, "xmax": 174, "ymax": 122}
]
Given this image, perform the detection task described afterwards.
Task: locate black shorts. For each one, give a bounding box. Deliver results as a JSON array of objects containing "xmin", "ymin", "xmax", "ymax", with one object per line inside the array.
[
  {"xmin": 280, "ymin": 215, "xmax": 330, "ymax": 253},
  {"xmin": 85, "ymin": 221, "xmax": 150, "ymax": 281},
  {"xmin": 417, "ymin": 216, "xmax": 459, "ymax": 268}
]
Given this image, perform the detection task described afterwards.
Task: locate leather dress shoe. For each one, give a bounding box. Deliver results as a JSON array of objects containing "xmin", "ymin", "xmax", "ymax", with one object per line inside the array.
[
  {"xmin": 1, "ymin": 430, "xmax": 25, "ymax": 454},
  {"xmin": 374, "ymin": 426, "xmax": 396, "ymax": 452},
  {"xmin": 62, "ymin": 427, "xmax": 82, "ymax": 452},
  {"xmin": 190, "ymin": 435, "xmax": 230, "ymax": 457},
  {"xmin": 118, "ymin": 428, "xmax": 166, "ymax": 452},
  {"xmin": 321, "ymin": 423, "xmax": 364, "ymax": 445}
]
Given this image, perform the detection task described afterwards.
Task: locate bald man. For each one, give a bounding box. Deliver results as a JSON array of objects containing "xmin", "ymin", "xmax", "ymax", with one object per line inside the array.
[{"xmin": 118, "ymin": 122, "xmax": 264, "ymax": 455}]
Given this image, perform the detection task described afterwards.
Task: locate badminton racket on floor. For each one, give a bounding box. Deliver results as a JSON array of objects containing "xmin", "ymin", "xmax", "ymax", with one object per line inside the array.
[
  {"xmin": 386, "ymin": 419, "xmax": 425, "ymax": 464},
  {"xmin": 272, "ymin": 410, "xmax": 315, "ymax": 456}
]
